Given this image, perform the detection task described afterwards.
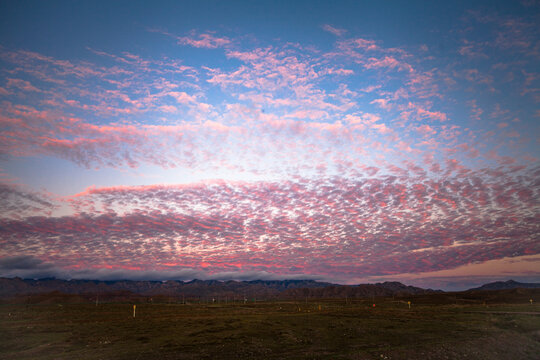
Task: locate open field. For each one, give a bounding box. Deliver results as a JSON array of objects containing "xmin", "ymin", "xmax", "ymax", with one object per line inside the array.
[{"xmin": 1, "ymin": 297, "xmax": 539, "ymax": 360}]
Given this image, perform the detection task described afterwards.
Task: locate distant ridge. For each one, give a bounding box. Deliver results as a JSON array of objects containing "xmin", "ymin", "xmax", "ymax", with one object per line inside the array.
[
  {"xmin": 468, "ymin": 280, "xmax": 540, "ymax": 291},
  {"xmin": 0, "ymin": 277, "xmax": 436, "ymax": 301}
]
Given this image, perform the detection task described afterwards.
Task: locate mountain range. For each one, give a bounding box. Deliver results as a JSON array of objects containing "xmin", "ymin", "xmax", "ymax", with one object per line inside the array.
[
  {"xmin": 0, "ymin": 277, "xmax": 436, "ymax": 301},
  {"xmin": 467, "ymin": 279, "xmax": 540, "ymax": 291},
  {"xmin": 1, "ymin": 277, "xmax": 538, "ymax": 302}
]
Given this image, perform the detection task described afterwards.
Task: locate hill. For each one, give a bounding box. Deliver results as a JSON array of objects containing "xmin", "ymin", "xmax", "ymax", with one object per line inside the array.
[
  {"xmin": 468, "ymin": 280, "xmax": 540, "ymax": 291},
  {"xmin": 0, "ymin": 277, "xmax": 438, "ymax": 302}
]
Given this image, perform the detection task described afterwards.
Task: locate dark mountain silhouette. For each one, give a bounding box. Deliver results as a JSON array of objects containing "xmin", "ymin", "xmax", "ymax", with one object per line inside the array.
[
  {"xmin": 467, "ymin": 279, "xmax": 540, "ymax": 291},
  {"xmin": 6, "ymin": 277, "xmax": 539, "ymax": 303},
  {"xmin": 0, "ymin": 277, "xmax": 437, "ymax": 302},
  {"xmin": 281, "ymin": 281, "xmax": 439, "ymax": 299}
]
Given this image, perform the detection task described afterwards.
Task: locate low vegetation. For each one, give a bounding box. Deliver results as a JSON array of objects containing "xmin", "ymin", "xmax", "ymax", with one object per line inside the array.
[{"xmin": 1, "ymin": 294, "xmax": 539, "ymax": 359}]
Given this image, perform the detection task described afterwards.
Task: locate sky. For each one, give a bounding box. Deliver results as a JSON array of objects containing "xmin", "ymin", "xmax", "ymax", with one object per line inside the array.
[{"xmin": 0, "ymin": 0, "xmax": 539, "ymax": 291}]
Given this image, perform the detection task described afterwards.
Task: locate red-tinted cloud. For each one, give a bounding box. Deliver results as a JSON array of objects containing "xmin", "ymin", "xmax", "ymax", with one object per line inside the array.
[{"xmin": 2, "ymin": 166, "xmax": 538, "ymax": 280}]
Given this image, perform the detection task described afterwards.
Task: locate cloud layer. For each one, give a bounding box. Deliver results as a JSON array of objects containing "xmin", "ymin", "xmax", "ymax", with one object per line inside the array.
[
  {"xmin": 0, "ymin": 4, "xmax": 539, "ymax": 288},
  {"xmin": 2, "ymin": 166, "xmax": 538, "ymax": 282}
]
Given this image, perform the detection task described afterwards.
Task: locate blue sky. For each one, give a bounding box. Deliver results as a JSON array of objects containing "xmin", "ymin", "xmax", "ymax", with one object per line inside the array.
[{"xmin": 0, "ymin": 0, "xmax": 539, "ymax": 290}]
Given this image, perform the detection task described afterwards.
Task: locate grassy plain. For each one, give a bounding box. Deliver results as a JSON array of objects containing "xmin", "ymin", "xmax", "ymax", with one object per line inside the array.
[{"xmin": 1, "ymin": 298, "xmax": 539, "ymax": 359}]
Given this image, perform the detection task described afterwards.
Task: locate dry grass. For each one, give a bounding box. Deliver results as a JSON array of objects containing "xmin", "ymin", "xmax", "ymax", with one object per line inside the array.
[{"xmin": 0, "ymin": 299, "xmax": 539, "ymax": 359}]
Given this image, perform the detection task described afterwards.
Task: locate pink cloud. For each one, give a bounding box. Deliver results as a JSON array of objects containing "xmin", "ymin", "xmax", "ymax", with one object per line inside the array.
[
  {"xmin": 349, "ymin": 38, "xmax": 379, "ymax": 51},
  {"xmin": 344, "ymin": 113, "xmax": 380, "ymax": 125},
  {"xmin": 365, "ymin": 56, "xmax": 413, "ymax": 72},
  {"xmin": 416, "ymin": 124, "xmax": 436, "ymax": 136},
  {"xmin": 3, "ymin": 167, "xmax": 538, "ymax": 278},
  {"xmin": 288, "ymin": 109, "xmax": 329, "ymax": 120},
  {"xmin": 371, "ymin": 122, "xmax": 392, "ymax": 134},
  {"xmin": 176, "ymin": 33, "xmax": 231, "ymax": 49},
  {"xmin": 360, "ymin": 85, "xmax": 381, "ymax": 93},
  {"xmin": 414, "ymin": 105, "xmax": 448, "ymax": 122},
  {"xmin": 321, "ymin": 68, "xmax": 355, "ymax": 76},
  {"xmin": 6, "ymin": 78, "xmax": 41, "ymax": 92},
  {"xmin": 417, "ymin": 138, "xmax": 439, "ymax": 149},
  {"xmin": 458, "ymin": 39, "xmax": 488, "ymax": 58},
  {"xmin": 370, "ymin": 98, "xmax": 392, "ymax": 111},
  {"xmin": 0, "ymin": 183, "xmax": 57, "ymax": 220},
  {"xmin": 321, "ymin": 24, "xmax": 347, "ymax": 37},
  {"xmin": 396, "ymin": 141, "xmax": 414, "ymax": 153},
  {"xmin": 1, "ymin": 32, "xmax": 535, "ymax": 226},
  {"xmin": 507, "ymin": 131, "xmax": 520, "ymax": 138}
]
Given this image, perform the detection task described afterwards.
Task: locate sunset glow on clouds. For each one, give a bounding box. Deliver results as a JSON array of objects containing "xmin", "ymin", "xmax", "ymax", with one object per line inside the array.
[{"xmin": 0, "ymin": 1, "xmax": 539, "ymax": 289}]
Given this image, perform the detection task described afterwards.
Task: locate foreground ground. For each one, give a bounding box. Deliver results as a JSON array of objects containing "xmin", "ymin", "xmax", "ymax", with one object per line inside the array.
[{"xmin": 1, "ymin": 299, "xmax": 539, "ymax": 359}]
